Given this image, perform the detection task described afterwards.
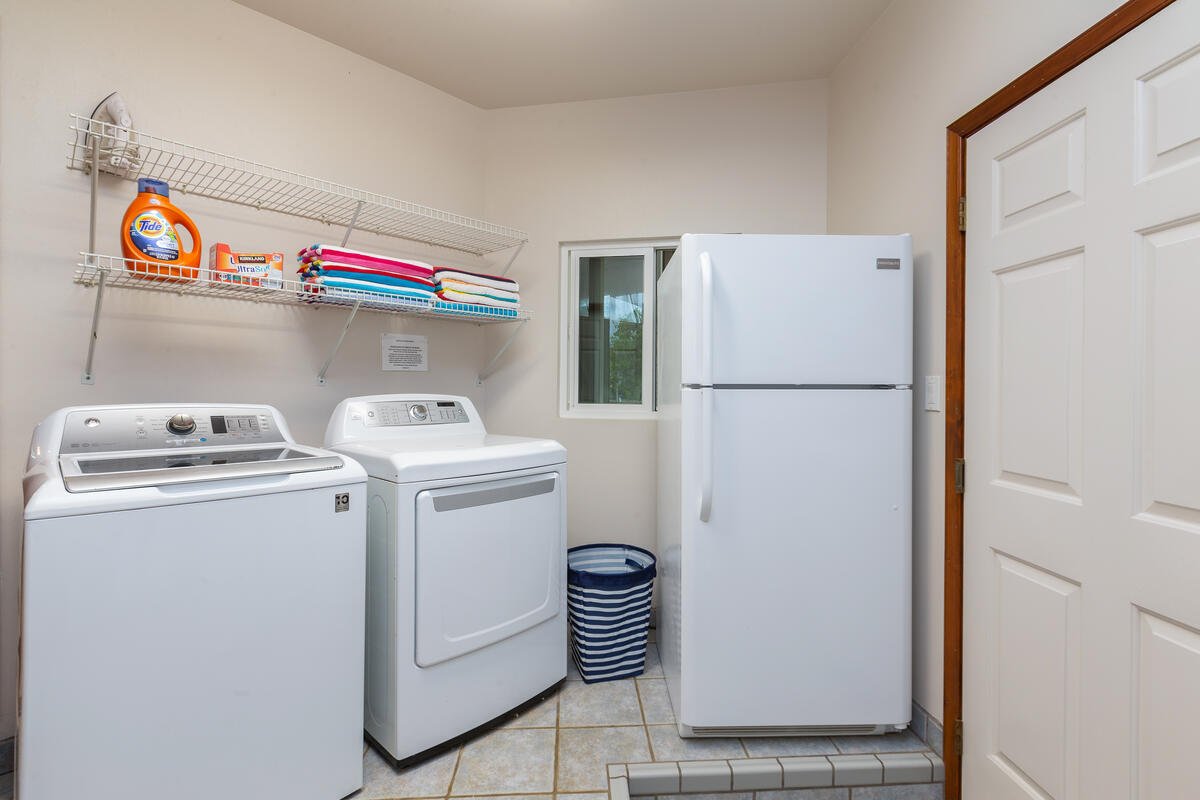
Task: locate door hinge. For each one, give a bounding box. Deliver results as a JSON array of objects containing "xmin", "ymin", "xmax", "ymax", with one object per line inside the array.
[
  {"xmin": 958, "ymin": 196, "xmax": 967, "ymax": 232},
  {"xmin": 954, "ymin": 458, "xmax": 966, "ymax": 494},
  {"xmin": 954, "ymin": 718, "xmax": 963, "ymax": 756}
]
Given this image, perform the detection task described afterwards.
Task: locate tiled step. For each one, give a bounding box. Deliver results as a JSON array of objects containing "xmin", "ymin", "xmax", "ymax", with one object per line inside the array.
[{"xmin": 610, "ymin": 752, "xmax": 945, "ymax": 800}]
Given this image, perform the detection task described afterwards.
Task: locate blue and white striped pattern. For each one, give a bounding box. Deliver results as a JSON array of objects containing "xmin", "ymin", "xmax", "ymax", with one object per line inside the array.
[{"xmin": 567, "ymin": 544, "xmax": 657, "ymax": 683}]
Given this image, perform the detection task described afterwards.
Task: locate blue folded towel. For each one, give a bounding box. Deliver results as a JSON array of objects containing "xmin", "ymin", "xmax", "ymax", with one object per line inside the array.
[
  {"xmin": 320, "ymin": 276, "xmax": 433, "ymax": 300},
  {"xmin": 322, "ymin": 269, "xmax": 435, "ymax": 293},
  {"xmin": 433, "ymin": 298, "xmax": 518, "ymax": 318}
]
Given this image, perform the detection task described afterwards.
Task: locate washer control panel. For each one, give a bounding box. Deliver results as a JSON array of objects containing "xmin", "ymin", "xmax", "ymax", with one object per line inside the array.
[
  {"xmin": 363, "ymin": 399, "xmax": 469, "ymax": 427},
  {"xmin": 60, "ymin": 406, "xmax": 285, "ymax": 453}
]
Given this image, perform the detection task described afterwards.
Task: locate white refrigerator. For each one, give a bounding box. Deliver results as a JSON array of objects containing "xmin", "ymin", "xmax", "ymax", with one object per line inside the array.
[{"xmin": 657, "ymin": 233, "xmax": 912, "ymax": 736}]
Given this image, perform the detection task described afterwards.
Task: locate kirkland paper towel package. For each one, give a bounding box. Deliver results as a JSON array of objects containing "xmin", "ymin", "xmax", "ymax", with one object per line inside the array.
[{"xmin": 208, "ymin": 243, "xmax": 284, "ymax": 287}]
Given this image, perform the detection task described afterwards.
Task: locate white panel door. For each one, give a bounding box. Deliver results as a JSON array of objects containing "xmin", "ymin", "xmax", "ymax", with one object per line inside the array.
[
  {"xmin": 963, "ymin": 3, "xmax": 1200, "ymax": 798},
  {"xmin": 678, "ymin": 234, "xmax": 913, "ymax": 386},
  {"xmin": 680, "ymin": 386, "xmax": 911, "ymax": 728}
]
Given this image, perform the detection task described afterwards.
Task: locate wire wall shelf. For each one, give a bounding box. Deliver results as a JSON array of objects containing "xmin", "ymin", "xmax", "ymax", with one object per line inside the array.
[
  {"xmin": 75, "ymin": 254, "xmax": 531, "ymax": 323},
  {"xmin": 67, "ymin": 115, "xmax": 528, "ymax": 256},
  {"xmin": 75, "ymin": 253, "xmax": 529, "ymax": 385},
  {"xmin": 68, "ymin": 112, "xmax": 530, "ymax": 385}
]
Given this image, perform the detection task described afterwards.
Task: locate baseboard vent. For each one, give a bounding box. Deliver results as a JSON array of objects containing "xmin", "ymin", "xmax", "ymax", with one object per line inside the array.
[{"xmin": 690, "ymin": 724, "xmax": 881, "ymax": 737}]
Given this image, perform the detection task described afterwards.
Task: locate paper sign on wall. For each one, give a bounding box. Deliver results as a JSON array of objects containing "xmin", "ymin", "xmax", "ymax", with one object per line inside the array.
[{"xmin": 382, "ymin": 334, "xmax": 428, "ymax": 372}]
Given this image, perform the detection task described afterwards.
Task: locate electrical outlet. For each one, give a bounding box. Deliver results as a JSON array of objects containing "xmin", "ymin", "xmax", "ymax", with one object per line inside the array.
[{"xmin": 924, "ymin": 375, "xmax": 942, "ymax": 412}]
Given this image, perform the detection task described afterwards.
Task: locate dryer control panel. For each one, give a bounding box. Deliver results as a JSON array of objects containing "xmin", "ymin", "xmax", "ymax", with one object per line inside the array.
[
  {"xmin": 363, "ymin": 400, "xmax": 469, "ymax": 427},
  {"xmin": 59, "ymin": 405, "xmax": 286, "ymax": 454},
  {"xmin": 325, "ymin": 395, "xmax": 486, "ymax": 444}
]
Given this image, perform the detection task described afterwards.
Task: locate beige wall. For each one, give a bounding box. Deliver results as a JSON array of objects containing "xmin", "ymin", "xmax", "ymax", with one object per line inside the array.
[
  {"xmin": 827, "ymin": 0, "xmax": 1124, "ymax": 722},
  {"xmin": 3, "ymin": 0, "xmax": 1117, "ymax": 743},
  {"xmin": 481, "ymin": 81, "xmax": 829, "ymax": 553},
  {"xmin": 0, "ymin": 0, "xmax": 498, "ymax": 738},
  {"xmin": 0, "ymin": 11, "xmax": 830, "ymax": 739}
]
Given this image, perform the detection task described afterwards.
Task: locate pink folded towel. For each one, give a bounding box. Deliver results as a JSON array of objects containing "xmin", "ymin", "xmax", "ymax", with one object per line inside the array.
[
  {"xmin": 299, "ymin": 244, "xmax": 435, "ymax": 278},
  {"xmin": 302, "ymin": 259, "xmax": 435, "ymax": 283}
]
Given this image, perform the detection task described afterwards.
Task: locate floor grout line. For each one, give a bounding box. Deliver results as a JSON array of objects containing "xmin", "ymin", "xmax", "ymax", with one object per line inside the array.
[
  {"xmin": 447, "ymin": 793, "xmax": 557, "ymax": 798},
  {"xmin": 638, "ymin": 672, "xmax": 659, "ymax": 763},
  {"xmin": 633, "ymin": 678, "xmax": 656, "ymax": 765},
  {"xmin": 552, "ymin": 691, "xmax": 561, "ymax": 795},
  {"xmin": 442, "ymin": 742, "xmax": 465, "ymax": 800}
]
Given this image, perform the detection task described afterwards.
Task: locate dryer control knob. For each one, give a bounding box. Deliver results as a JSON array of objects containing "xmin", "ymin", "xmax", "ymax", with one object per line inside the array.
[
  {"xmin": 409, "ymin": 404, "xmax": 429, "ymax": 422},
  {"xmin": 167, "ymin": 413, "xmax": 196, "ymax": 435}
]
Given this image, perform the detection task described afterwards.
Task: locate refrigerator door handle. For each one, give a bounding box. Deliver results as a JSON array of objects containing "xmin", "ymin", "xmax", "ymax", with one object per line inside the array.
[
  {"xmin": 699, "ymin": 386, "xmax": 714, "ymax": 522},
  {"xmin": 700, "ymin": 251, "xmax": 714, "ymax": 386}
]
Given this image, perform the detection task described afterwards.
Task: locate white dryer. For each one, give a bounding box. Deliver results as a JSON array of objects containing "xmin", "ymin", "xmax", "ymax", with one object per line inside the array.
[
  {"xmin": 325, "ymin": 395, "xmax": 567, "ymax": 765},
  {"xmin": 20, "ymin": 404, "xmax": 367, "ymax": 800}
]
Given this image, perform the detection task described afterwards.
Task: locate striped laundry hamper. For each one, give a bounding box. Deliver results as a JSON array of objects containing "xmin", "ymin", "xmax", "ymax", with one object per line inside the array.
[{"xmin": 567, "ymin": 544, "xmax": 657, "ymax": 683}]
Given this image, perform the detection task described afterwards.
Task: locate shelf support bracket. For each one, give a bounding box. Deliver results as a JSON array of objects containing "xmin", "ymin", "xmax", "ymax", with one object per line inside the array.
[
  {"xmin": 497, "ymin": 241, "xmax": 524, "ymax": 277},
  {"xmin": 317, "ymin": 300, "xmax": 363, "ymax": 385},
  {"xmin": 477, "ymin": 318, "xmax": 528, "ymax": 385},
  {"xmin": 81, "ymin": 142, "xmax": 104, "ymax": 385},
  {"xmin": 341, "ymin": 200, "xmax": 365, "ymax": 247}
]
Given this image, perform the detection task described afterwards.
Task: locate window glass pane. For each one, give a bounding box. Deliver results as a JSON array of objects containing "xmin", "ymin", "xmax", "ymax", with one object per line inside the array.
[{"xmin": 578, "ymin": 255, "xmax": 644, "ymax": 404}]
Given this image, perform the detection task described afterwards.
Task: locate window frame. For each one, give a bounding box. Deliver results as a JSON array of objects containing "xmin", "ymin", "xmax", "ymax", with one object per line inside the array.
[{"xmin": 559, "ymin": 239, "xmax": 676, "ymax": 420}]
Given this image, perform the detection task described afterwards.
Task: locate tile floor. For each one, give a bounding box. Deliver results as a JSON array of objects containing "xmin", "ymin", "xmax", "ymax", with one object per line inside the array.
[
  {"xmin": 0, "ymin": 639, "xmax": 936, "ymax": 800},
  {"xmin": 349, "ymin": 641, "xmax": 935, "ymax": 800},
  {"xmin": 646, "ymin": 791, "xmax": 942, "ymax": 800}
]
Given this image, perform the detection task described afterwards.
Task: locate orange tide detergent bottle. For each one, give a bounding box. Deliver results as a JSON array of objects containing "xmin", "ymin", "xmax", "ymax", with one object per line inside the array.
[{"xmin": 121, "ymin": 178, "xmax": 201, "ymax": 280}]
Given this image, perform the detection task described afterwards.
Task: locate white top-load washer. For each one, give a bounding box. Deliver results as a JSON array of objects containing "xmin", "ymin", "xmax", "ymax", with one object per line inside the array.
[
  {"xmin": 20, "ymin": 404, "xmax": 367, "ymax": 800},
  {"xmin": 325, "ymin": 394, "xmax": 567, "ymax": 765}
]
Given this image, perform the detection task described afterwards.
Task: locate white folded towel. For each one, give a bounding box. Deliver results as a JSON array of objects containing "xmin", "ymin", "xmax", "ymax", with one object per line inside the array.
[
  {"xmin": 437, "ymin": 288, "xmax": 518, "ymax": 308},
  {"xmin": 433, "ymin": 269, "xmax": 519, "ymax": 293},
  {"xmin": 438, "ymin": 278, "xmax": 520, "ymax": 302}
]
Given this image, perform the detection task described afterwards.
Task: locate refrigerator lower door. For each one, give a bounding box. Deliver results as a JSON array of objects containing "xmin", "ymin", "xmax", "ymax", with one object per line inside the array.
[{"xmin": 676, "ymin": 387, "xmax": 911, "ymax": 734}]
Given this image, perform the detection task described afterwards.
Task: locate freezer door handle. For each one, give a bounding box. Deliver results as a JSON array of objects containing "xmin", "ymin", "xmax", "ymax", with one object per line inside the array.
[
  {"xmin": 699, "ymin": 386, "xmax": 714, "ymax": 522},
  {"xmin": 699, "ymin": 251, "xmax": 714, "ymax": 386}
]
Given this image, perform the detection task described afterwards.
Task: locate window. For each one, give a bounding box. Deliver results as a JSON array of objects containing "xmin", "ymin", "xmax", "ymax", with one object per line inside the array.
[{"xmin": 560, "ymin": 240, "xmax": 677, "ymax": 418}]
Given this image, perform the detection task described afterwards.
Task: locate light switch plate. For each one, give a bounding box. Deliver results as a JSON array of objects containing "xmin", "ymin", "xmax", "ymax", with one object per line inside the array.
[{"xmin": 924, "ymin": 375, "xmax": 942, "ymax": 412}]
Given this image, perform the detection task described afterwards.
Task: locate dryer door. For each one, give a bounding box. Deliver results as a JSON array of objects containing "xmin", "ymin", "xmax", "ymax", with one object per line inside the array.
[{"xmin": 414, "ymin": 471, "xmax": 562, "ymax": 667}]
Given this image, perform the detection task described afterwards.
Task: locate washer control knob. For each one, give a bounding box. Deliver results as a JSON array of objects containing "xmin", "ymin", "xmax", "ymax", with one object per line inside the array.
[
  {"xmin": 409, "ymin": 404, "xmax": 429, "ymax": 422},
  {"xmin": 167, "ymin": 413, "xmax": 196, "ymax": 435}
]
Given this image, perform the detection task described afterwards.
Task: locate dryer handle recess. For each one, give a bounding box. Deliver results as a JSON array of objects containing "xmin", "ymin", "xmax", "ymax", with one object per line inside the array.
[{"xmin": 431, "ymin": 475, "xmax": 556, "ymax": 512}]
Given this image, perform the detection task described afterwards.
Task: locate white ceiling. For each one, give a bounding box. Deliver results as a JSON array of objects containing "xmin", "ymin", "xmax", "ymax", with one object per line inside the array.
[{"xmin": 234, "ymin": 0, "xmax": 892, "ymax": 109}]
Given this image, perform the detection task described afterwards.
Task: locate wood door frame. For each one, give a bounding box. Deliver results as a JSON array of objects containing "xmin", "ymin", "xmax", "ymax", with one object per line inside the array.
[{"xmin": 942, "ymin": 1, "xmax": 1176, "ymax": 797}]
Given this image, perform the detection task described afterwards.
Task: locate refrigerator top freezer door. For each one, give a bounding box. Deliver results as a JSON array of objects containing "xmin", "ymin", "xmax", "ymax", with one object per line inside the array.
[{"xmin": 672, "ymin": 234, "xmax": 913, "ymax": 386}]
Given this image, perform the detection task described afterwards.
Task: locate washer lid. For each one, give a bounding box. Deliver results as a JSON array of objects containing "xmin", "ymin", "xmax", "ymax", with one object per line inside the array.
[
  {"xmin": 329, "ymin": 434, "xmax": 566, "ymax": 483},
  {"xmin": 59, "ymin": 444, "xmax": 344, "ymax": 492}
]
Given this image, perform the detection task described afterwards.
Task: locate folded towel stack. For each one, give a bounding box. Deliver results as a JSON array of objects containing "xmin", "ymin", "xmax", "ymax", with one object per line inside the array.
[
  {"xmin": 433, "ymin": 267, "xmax": 520, "ymax": 317},
  {"xmin": 297, "ymin": 244, "xmax": 436, "ymax": 307}
]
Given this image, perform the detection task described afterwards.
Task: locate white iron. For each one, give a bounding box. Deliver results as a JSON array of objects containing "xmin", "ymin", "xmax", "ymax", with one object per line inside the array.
[{"xmin": 86, "ymin": 91, "xmax": 140, "ymax": 172}]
